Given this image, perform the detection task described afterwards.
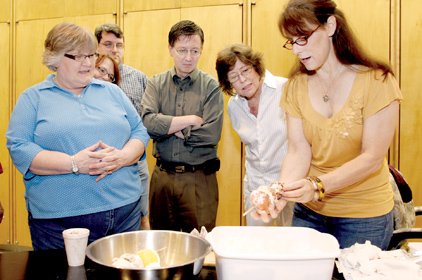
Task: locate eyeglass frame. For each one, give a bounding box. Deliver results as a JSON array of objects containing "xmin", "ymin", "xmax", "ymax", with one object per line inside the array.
[
  {"xmin": 227, "ymin": 66, "xmax": 253, "ymax": 84},
  {"xmin": 64, "ymin": 53, "xmax": 98, "ymax": 62},
  {"xmin": 283, "ymin": 25, "xmax": 320, "ymax": 50},
  {"xmin": 96, "ymin": 66, "xmax": 115, "ymax": 82},
  {"xmin": 174, "ymin": 48, "xmax": 202, "ymax": 57},
  {"xmin": 100, "ymin": 42, "xmax": 125, "ymax": 50}
]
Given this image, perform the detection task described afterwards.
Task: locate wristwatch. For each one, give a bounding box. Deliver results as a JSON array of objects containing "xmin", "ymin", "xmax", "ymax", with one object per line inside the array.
[{"xmin": 70, "ymin": 155, "xmax": 79, "ymax": 174}]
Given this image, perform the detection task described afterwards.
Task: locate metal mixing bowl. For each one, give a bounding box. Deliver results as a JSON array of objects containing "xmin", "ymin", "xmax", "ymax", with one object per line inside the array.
[{"xmin": 86, "ymin": 230, "xmax": 211, "ymax": 279}]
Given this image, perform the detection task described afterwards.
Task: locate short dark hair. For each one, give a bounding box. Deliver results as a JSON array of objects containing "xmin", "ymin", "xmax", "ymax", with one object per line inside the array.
[
  {"xmin": 168, "ymin": 20, "xmax": 204, "ymax": 47},
  {"xmin": 94, "ymin": 23, "xmax": 124, "ymax": 43},
  {"xmin": 216, "ymin": 44, "xmax": 265, "ymax": 96}
]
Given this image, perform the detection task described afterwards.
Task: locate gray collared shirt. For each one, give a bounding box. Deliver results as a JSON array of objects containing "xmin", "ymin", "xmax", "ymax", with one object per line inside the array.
[{"xmin": 141, "ymin": 68, "xmax": 224, "ymax": 165}]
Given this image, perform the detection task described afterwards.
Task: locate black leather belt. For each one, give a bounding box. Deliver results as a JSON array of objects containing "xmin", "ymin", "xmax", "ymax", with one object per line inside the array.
[{"xmin": 156, "ymin": 159, "xmax": 204, "ymax": 173}]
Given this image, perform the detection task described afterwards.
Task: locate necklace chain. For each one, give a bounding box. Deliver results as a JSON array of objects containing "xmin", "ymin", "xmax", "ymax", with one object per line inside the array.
[{"xmin": 315, "ymin": 67, "xmax": 345, "ymax": 103}]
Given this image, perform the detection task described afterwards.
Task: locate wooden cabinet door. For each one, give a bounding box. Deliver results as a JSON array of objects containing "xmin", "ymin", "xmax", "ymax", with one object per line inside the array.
[
  {"xmin": 15, "ymin": 0, "xmax": 116, "ymax": 21},
  {"xmin": 251, "ymin": 0, "xmax": 295, "ymax": 78},
  {"xmin": 401, "ymin": 1, "xmax": 422, "ymax": 226},
  {"xmin": 0, "ymin": 22, "xmax": 11, "ymax": 244},
  {"xmin": 123, "ymin": 9, "xmax": 180, "ymax": 77},
  {"xmin": 336, "ymin": 0, "xmax": 390, "ymax": 64}
]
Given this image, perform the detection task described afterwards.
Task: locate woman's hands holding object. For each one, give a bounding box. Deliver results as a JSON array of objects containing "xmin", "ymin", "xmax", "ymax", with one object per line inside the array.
[{"xmin": 247, "ymin": 182, "xmax": 288, "ymax": 223}]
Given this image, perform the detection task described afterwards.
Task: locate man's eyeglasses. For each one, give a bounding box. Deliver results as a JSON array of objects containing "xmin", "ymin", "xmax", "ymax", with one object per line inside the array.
[
  {"xmin": 175, "ymin": 48, "xmax": 201, "ymax": 57},
  {"xmin": 227, "ymin": 66, "xmax": 253, "ymax": 84},
  {"xmin": 96, "ymin": 66, "xmax": 115, "ymax": 82},
  {"xmin": 283, "ymin": 25, "xmax": 320, "ymax": 50},
  {"xmin": 101, "ymin": 42, "xmax": 125, "ymax": 50},
  {"xmin": 64, "ymin": 53, "xmax": 97, "ymax": 62}
]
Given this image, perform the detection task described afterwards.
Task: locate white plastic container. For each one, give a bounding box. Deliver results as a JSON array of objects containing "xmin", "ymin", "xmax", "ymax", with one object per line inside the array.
[{"xmin": 208, "ymin": 226, "xmax": 340, "ymax": 280}]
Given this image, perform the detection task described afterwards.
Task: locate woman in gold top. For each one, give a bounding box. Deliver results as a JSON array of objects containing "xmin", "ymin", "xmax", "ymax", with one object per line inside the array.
[{"xmin": 251, "ymin": 0, "xmax": 402, "ymax": 249}]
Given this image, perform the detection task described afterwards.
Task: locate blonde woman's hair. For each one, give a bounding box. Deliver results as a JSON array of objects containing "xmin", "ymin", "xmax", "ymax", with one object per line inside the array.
[{"xmin": 43, "ymin": 22, "xmax": 97, "ymax": 71}]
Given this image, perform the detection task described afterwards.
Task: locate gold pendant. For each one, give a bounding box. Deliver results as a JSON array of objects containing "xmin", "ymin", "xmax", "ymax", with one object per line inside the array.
[{"xmin": 323, "ymin": 94, "xmax": 329, "ymax": 102}]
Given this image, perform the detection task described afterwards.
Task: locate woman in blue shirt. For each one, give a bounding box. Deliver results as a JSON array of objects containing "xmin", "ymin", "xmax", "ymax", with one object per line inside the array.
[{"xmin": 6, "ymin": 22, "xmax": 150, "ymax": 250}]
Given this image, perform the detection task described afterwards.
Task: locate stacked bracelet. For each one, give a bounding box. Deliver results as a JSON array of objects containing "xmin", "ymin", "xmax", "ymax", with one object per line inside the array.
[{"xmin": 306, "ymin": 176, "xmax": 325, "ymax": 202}]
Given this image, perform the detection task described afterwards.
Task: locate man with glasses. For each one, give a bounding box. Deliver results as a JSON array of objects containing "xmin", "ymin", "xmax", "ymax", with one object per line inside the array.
[
  {"xmin": 95, "ymin": 23, "xmax": 150, "ymax": 230},
  {"xmin": 141, "ymin": 20, "xmax": 224, "ymax": 232}
]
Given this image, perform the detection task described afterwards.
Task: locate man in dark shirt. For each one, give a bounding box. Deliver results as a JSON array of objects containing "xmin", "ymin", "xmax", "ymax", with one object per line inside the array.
[{"xmin": 141, "ymin": 20, "xmax": 224, "ymax": 232}]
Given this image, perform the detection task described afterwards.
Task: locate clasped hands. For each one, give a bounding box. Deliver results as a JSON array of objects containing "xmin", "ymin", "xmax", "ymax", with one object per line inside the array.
[
  {"xmin": 72, "ymin": 141, "xmax": 128, "ymax": 182},
  {"xmin": 248, "ymin": 178, "xmax": 318, "ymax": 222}
]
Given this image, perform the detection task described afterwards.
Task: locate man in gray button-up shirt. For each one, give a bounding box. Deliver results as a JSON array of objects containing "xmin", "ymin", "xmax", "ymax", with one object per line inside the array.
[{"xmin": 141, "ymin": 20, "xmax": 224, "ymax": 232}]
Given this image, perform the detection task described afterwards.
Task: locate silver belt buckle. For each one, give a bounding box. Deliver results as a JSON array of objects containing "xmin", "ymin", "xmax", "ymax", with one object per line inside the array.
[{"xmin": 175, "ymin": 165, "xmax": 185, "ymax": 173}]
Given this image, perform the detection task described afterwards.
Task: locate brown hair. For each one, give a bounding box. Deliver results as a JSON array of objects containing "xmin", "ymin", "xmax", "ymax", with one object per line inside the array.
[
  {"xmin": 216, "ymin": 44, "xmax": 265, "ymax": 96},
  {"xmin": 94, "ymin": 23, "xmax": 124, "ymax": 43},
  {"xmin": 95, "ymin": 54, "xmax": 121, "ymax": 85},
  {"xmin": 278, "ymin": 0, "xmax": 392, "ymax": 77},
  {"xmin": 168, "ymin": 20, "xmax": 204, "ymax": 47},
  {"xmin": 43, "ymin": 22, "xmax": 97, "ymax": 71}
]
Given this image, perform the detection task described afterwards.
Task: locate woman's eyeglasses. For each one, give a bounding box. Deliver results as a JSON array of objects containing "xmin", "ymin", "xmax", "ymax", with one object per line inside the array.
[
  {"xmin": 283, "ymin": 25, "xmax": 320, "ymax": 50},
  {"xmin": 96, "ymin": 66, "xmax": 115, "ymax": 82},
  {"xmin": 227, "ymin": 66, "xmax": 253, "ymax": 84},
  {"xmin": 64, "ymin": 53, "xmax": 98, "ymax": 62}
]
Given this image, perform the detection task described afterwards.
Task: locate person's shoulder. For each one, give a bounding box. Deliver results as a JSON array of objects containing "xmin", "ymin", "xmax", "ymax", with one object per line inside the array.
[
  {"xmin": 23, "ymin": 75, "xmax": 55, "ymax": 95},
  {"xmin": 196, "ymin": 69, "xmax": 216, "ymax": 80},
  {"xmin": 196, "ymin": 69, "xmax": 219, "ymax": 87},
  {"xmin": 121, "ymin": 64, "xmax": 147, "ymax": 77},
  {"xmin": 149, "ymin": 69, "xmax": 172, "ymax": 82},
  {"xmin": 286, "ymin": 72, "xmax": 306, "ymax": 86},
  {"xmin": 264, "ymin": 70, "xmax": 288, "ymax": 88},
  {"xmin": 228, "ymin": 94, "xmax": 242, "ymax": 106}
]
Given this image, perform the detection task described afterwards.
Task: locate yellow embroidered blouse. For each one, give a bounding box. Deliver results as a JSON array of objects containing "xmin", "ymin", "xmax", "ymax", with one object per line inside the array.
[{"xmin": 281, "ymin": 69, "xmax": 403, "ymax": 218}]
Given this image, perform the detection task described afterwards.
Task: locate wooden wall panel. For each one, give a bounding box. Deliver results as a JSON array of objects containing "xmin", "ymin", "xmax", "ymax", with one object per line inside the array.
[
  {"xmin": 123, "ymin": 9, "xmax": 179, "ymax": 77},
  {"xmin": 0, "ymin": 23, "xmax": 11, "ymax": 244},
  {"xmin": 124, "ymin": 0, "xmax": 180, "ymax": 12},
  {"xmin": 181, "ymin": 0, "xmax": 238, "ymax": 7},
  {"xmin": 0, "ymin": 0, "xmax": 10, "ymax": 22},
  {"xmin": 251, "ymin": 0, "xmax": 295, "ymax": 78},
  {"xmin": 401, "ymin": 1, "xmax": 422, "ymax": 227},
  {"xmin": 181, "ymin": 4, "xmax": 243, "ymax": 226},
  {"xmin": 16, "ymin": 0, "xmax": 117, "ymax": 21},
  {"xmin": 336, "ymin": 0, "xmax": 390, "ymax": 64}
]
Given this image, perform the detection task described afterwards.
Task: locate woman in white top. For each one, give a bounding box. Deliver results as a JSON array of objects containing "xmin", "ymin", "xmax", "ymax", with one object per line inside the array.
[{"xmin": 216, "ymin": 43, "xmax": 293, "ymax": 226}]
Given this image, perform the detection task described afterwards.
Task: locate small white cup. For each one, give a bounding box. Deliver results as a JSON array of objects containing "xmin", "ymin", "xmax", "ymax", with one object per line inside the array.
[{"xmin": 62, "ymin": 228, "xmax": 90, "ymax": 267}]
